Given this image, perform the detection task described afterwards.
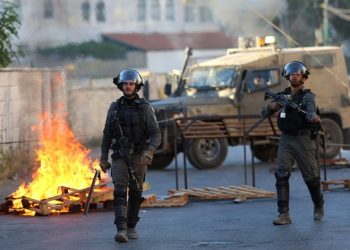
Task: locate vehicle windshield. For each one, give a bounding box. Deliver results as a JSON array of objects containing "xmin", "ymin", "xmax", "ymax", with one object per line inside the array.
[{"xmin": 187, "ymin": 67, "xmax": 235, "ymax": 89}]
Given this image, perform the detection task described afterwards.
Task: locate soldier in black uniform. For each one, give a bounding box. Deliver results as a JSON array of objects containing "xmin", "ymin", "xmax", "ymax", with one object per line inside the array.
[
  {"xmin": 99, "ymin": 69, "xmax": 161, "ymax": 242},
  {"xmin": 265, "ymin": 61, "xmax": 324, "ymax": 225}
]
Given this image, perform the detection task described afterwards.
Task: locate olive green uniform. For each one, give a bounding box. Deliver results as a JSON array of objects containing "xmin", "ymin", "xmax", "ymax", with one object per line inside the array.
[
  {"xmin": 270, "ymin": 87, "xmax": 323, "ymax": 215},
  {"xmin": 101, "ymin": 94, "xmax": 161, "ymax": 232}
]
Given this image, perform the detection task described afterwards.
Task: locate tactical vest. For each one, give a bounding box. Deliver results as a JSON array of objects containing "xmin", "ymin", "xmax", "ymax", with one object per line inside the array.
[
  {"xmin": 112, "ymin": 98, "xmax": 147, "ymax": 148},
  {"xmin": 277, "ymin": 89, "xmax": 310, "ymax": 132}
]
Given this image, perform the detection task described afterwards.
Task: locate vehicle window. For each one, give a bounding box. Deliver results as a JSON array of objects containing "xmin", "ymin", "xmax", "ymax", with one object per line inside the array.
[
  {"xmin": 188, "ymin": 68, "xmax": 235, "ymax": 89},
  {"xmin": 306, "ymin": 53, "xmax": 335, "ymax": 68},
  {"xmin": 246, "ymin": 69, "xmax": 279, "ymax": 93}
]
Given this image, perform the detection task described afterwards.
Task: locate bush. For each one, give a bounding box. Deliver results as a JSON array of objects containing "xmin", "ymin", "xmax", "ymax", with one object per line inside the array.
[{"xmin": 37, "ymin": 41, "xmax": 128, "ymax": 60}]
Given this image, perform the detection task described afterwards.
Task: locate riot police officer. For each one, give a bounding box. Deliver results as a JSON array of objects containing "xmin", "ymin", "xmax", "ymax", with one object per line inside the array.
[
  {"xmin": 99, "ymin": 69, "xmax": 161, "ymax": 242},
  {"xmin": 266, "ymin": 61, "xmax": 323, "ymax": 225}
]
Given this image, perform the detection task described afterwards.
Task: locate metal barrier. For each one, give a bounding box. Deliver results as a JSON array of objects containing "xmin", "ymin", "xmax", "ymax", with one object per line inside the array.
[{"xmin": 173, "ymin": 114, "xmax": 280, "ymax": 189}]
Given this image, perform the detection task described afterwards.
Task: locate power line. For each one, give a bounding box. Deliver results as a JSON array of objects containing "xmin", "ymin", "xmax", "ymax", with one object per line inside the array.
[{"xmin": 321, "ymin": 3, "xmax": 350, "ymax": 22}]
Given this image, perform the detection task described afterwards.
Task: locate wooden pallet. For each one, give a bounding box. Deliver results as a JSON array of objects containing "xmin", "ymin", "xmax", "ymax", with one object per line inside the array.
[
  {"xmin": 168, "ymin": 185, "xmax": 275, "ymax": 203},
  {"xmin": 19, "ymin": 181, "xmax": 113, "ymax": 215},
  {"xmin": 141, "ymin": 192, "xmax": 189, "ymax": 208},
  {"xmin": 321, "ymin": 179, "xmax": 350, "ymax": 191},
  {"xmin": 4, "ymin": 181, "xmax": 188, "ymax": 215},
  {"xmin": 324, "ymin": 158, "xmax": 350, "ymax": 166}
]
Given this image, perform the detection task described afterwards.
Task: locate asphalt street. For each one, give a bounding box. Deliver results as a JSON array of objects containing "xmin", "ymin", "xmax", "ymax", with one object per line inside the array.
[{"xmin": 1, "ymin": 146, "xmax": 350, "ymax": 250}]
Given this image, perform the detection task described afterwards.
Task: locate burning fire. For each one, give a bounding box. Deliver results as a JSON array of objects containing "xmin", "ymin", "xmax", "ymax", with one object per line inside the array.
[{"xmin": 11, "ymin": 112, "xmax": 104, "ymax": 215}]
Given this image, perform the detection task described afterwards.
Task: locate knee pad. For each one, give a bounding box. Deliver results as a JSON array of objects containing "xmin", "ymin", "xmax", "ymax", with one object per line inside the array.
[{"xmin": 275, "ymin": 169, "xmax": 291, "ymax": 181}]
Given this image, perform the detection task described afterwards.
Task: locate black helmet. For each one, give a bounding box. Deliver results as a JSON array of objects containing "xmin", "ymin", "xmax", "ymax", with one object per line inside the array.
[
  {"xmin": 113, "ymin": 69, "xmax": 144, "ymax": 91},
  {"xmin": 281, "ymin": 61, "xmax": 310, "ymax": 80}
]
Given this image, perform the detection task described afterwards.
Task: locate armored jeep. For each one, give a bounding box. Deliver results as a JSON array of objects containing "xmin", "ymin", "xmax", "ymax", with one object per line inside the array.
[{"xmin": 150, "ymin": 44, "xmax": 350, "ymax": 170}]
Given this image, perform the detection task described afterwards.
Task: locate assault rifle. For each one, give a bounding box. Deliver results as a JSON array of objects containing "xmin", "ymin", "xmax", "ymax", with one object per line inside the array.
[
  {"xmin": 264, "ymin": 90, "xmax": 302, "ymax": 111},
  {"xmin": 112, "ymin": 116, "xmax": 140, "ymax": 190},
  {"xmin": 262, "ymin": 90, "xmax": 309, "ymax": 119},
  {"xmin": 263, "ymin": 90, "xmax": 323, "ymax": 140},
  {"xmin": 264, "ymin": 91, "xmax": 326, "ymax": 177}
]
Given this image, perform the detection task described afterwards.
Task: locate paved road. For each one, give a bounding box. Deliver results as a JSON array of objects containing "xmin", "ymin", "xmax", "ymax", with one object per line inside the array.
[{"xmin": 1, "ymin": 147, "xmax": 350, "ymax": 250}]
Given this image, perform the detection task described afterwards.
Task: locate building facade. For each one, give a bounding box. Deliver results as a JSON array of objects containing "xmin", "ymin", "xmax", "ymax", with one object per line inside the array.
[{"xmin": 8, "ymin": 0, "xmax": 218, "ymax": 49}]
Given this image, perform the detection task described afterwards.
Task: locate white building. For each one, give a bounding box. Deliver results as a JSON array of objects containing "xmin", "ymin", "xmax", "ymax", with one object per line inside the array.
[
  {"xmin": 2, "ymin": 0, "xmax": 286, "ymax": 73},
  {"xmin": 9, "ymin": 0, "xmax": 218, "ymax": 49}
]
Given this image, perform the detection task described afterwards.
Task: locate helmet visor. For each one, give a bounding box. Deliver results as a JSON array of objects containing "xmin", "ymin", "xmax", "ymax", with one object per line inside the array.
[
  {"xmin": 284, "ymin": 62, "xmax": 307, "ymax": 76},
  {"xmin": 118, "ymin": 70, "xmax": 142, "ymax": 85}
]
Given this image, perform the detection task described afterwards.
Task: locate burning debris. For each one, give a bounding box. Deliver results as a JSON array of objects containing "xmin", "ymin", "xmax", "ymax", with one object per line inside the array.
[{"xmin": 2, "ymin": 112, "xmax": 111, "ymax": 216}]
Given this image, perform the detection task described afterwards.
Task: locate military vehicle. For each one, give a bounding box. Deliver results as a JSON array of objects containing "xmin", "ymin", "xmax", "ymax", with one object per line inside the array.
[{"xmin": 150, "ymin": 39, "xmax": 350, "ymax": 170}]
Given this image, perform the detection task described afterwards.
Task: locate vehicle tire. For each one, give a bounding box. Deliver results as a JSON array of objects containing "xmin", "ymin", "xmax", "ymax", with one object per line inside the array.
[
  {"xmin": 187, "ymin": 138, "xmax": 228, "ymax": 170},
  {"xmin": 320, "ymin": 118, "xmax": 343, "ymax": 159},
  {"xmin": 250, "ymin": 144, "xmax": 277, "ymax": 162},
  {"xmin": 149, "ymin": 153, "xmax": 174, "ymax": 170}
]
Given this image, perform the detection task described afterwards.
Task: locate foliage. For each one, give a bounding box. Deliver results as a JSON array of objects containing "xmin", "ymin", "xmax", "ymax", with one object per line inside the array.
[
  {"xmin": 330, "ymin": 0, "xmax": 350, "ymax": 39},
  {"xmin": 0, "ymin": 2, "xmax": 21, "ymax": 67},
  {"xmin": 37, "ymin": 41, "xmax": 128, "ymax": 60},
  {"xmin": 280, "ymin": 0, "xmax": 350, "ymax": 46}
]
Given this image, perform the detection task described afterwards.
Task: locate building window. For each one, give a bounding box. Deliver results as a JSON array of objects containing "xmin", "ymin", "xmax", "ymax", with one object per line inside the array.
[
  {"xmin": 184, "ymin": 0, "xmax": 195, "ymax": 23},
  {"xmin": 165, "ymin": 0, "xmax": 174, "ymax": 21},
  {"xmin": 96, "ymin": 1, "xmax": 106, "ymax": 22},
  {"xmin": 199, "ymin": 6, "xmax": 213, "ymax": 22},
  {"xmin": 44, "ymin": 0, "xmax": 54, "ymax": 19},
  {"xmin": 82, "ymin": 1, "xmax": 90, "ymax": 21},
  {"xmin": 137, "ymin": 0, "xmax": 146, "ymax": 21},
  {"xmin": 151, "ymin": 0, "xmax": 160, "ymax": 21}
]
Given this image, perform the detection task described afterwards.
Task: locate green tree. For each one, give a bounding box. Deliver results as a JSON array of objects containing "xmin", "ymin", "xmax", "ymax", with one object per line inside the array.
[
  {"xmin": 0, "ymin": 2, "xmax": 21, "ymax": 67},
  {"xmin": 280, "ymin": 0, "xmax": 350, "ymax": 46},
  {"xmin": 327, "ymin": 0, "xmax": 350, "ymax": 40}
]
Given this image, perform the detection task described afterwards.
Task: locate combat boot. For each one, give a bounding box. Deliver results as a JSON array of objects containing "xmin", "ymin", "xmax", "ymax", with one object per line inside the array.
[
  {"xmin": 273, "ymin": 212, "xmax": 292, "ymax": 225},
  {"xmin": 305, "ymin": 179, "xmax": 324, "ymax": 221},
  {"xmin": 314, "ymin": 205, "xmax": 324, "ymax": 221},
  {"xmin": 127, "ymin": 228, "xmax": 138, "ymax": 239},
  {"xmin": 114, "ymin": 230, "xmax": 128, "ymax": 243}
]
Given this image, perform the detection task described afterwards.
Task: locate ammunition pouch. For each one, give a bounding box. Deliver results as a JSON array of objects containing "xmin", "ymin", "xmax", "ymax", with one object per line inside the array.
[
  {"xmin": 111, "ymin": 148, "xmax": 134, "ymax": 161},
  {"xmin": 111, "ymin": 137, "xmax": 133, "ymax": 160}
]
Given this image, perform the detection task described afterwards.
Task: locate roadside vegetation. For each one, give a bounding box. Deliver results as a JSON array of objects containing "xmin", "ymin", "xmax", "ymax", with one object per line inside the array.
[
  {"xmin": 0, "ymin": 2, "xmax": 22, "ymax": 67},
  {"xmin": 37, "ymin": 41, "xmax": 129, "ymax": 60}
]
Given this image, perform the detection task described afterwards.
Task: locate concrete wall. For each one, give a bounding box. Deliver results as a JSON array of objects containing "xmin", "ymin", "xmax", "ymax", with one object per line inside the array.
[
  {"xmin": 66, "ymin": 76, "xmax": 163, "ymax": 142},
  {"xmin": 0, "ymin": 68, "xmax": 165, "ymax": 161},
  {"xmin": 0, "ymin": 68, "xmax": 66, "ymax": 160},
  {"xmin": 67, "ymin": 78, "xmax": 121, "ymax": 142}
]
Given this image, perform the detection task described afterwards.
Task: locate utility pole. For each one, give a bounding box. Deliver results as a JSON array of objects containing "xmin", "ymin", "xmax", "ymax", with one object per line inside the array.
[{"xmin": 323, "ymin": 0, "xmax": 329, "ymax": 45}]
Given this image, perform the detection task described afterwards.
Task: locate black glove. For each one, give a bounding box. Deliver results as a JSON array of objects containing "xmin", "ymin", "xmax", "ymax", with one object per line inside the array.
[
  {"xmin": 99, "ymin": 160, "xmax": 111, "ymax": 173},
  {"xmin": 140, "ymin": 149, "xmax": 154, "ymax": 166}
]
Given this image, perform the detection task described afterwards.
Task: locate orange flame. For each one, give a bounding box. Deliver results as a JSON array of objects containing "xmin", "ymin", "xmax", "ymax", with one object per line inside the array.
[{"xmin": 11, "ymin": 112, "xmax": 104, "ymax": 215}]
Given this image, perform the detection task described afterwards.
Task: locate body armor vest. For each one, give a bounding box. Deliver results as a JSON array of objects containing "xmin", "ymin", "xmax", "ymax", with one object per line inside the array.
[
  {"xmin": 277, "ymin": 89, "xmax": 309, "ymax": 132},
  {"xmin": 112, "ymin": 98, "xmax": 147, "ymax": 148}
]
